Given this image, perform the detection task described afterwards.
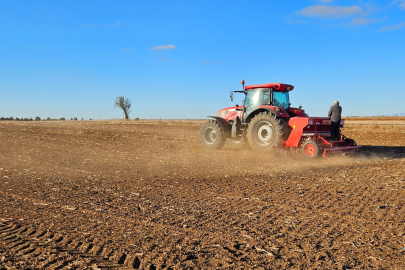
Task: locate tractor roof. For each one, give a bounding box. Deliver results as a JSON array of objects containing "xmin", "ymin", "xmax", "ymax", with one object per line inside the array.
[{"xmin": 244, "ymin": 83, "xmax": 294, "ymax": 92}]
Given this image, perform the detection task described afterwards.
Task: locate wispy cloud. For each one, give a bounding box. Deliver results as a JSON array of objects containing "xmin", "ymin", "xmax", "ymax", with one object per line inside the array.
[
  {"xmin": 350, "ymin": 17, "xmax": 386, "ymax": 26},
  {"xmin": 203, "ymin": 60, "xmax": 225, "ymax": 64},
  {"xmin": 379, "ymin": 22, "xmax": 405, "ymax": 31},
  {"xmin": 85, "ymin": 23, "xmax": 97, "ymax": 27},
  {"xmin": 152, "ymin": 45, "xmax": 176, "ymax": 50},
  {"xmin": 293, "ymin": 2, "xmax": 403, "ymax": 29},
  {"xmin": 158, "ymin": 57, "xmax": 170, "ymax": 61},
  {"xmin": 389, "ymin": 0, "xmax": 405, "ymax": 9},
  {"xmin": 122, "ymin": 48, "xmax": 133, "ymax": 51},
  {"xmin": 115, "ymin": 21, "xmax": 121, "ymax": 27},
  {"xmin": 295, "ymin": 5, "xmax": 363, "ymax": 19}
]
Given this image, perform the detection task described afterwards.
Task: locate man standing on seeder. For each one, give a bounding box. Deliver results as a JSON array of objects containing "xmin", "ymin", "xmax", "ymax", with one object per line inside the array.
[{"xmin": 328, "ymin": 101, "xmax": 342, "ymax": 141}]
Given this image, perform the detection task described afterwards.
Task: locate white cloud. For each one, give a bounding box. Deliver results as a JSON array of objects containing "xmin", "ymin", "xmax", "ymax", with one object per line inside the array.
[
  {"xmin": 399, "ymin": 1, "xmax": 405, "ymax": 9},
  {"xmin": 350, "ymin": 17, "xmax": 386, "ymax": 25},
  {"xmin": 152, "ymin": 45, "xmax": 176, "ymax": 50},
  {"xmin": 295, "ymin": 5, "xmax": 363, "ymax": 19},
  {"xmin": 379, "ymin": 22, "xmax": 405, "ymax": 31}
]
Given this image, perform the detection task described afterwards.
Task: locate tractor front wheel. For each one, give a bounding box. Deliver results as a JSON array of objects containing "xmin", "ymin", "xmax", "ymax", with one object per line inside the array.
[
  {"xmin": 247, "ymin": 112, "xmax": 285, "ymax": 152},
  {"xmin": 302, "ymin": 140, "xmax": 320, "ymax": 158},
  {"xmin": 200, "ymin": 120, "xmax": 226, "ymax": 149}
]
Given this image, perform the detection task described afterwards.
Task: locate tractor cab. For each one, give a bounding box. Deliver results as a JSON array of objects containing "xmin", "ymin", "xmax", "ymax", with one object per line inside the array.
[
  {"xmin": 243, "ymin": 87, "xmax": 291, "ymax": 120},
  {"xmin": 230, "ymin": 82, "xmax": 295, "ymax": 122}
]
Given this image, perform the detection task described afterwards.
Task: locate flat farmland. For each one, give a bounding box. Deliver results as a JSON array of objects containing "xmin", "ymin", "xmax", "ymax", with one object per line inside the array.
[{"xmin": 1, "ymin": 118, "xmax": 405, "ymax": 269}]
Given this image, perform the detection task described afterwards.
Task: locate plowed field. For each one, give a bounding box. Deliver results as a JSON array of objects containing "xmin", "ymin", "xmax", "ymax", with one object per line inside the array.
[{"xmin": 1, "ymin": 118, "xmax": 405, "ymax": 269}]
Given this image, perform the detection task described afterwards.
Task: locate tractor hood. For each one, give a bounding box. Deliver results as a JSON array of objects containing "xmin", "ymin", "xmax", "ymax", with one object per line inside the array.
[{"xmin": 215, "ymin": 106, "xmax": 243, "ymax": 121}]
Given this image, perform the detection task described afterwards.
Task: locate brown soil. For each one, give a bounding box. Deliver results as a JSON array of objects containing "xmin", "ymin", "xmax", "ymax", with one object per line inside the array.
[{"xmin": 1, "ymin": 119, "xmax": 405, "ymax": 269}]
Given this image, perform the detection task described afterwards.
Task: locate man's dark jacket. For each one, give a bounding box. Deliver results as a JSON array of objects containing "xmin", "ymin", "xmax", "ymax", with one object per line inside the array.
[{"xmin": 328, "ymin": 104, "xmax": 342, "ymax": 122}]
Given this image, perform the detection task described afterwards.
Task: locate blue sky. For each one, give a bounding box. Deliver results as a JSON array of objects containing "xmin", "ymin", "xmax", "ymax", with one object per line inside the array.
[{"xmin": 1, "ymin": 0, "xmax": 404, "ymax": 119}]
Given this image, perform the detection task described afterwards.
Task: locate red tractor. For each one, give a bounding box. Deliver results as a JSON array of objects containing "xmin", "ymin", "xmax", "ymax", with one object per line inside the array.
[{"xmin": 200, "ymin": 81, "xmax": 360, "ymax": 158}]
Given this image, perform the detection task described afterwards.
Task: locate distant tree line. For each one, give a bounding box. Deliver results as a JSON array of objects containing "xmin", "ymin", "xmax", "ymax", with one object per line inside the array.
[
  {"xmin": 0, "ymin": 117, "xmax": 93, "ymax": 121},
  {"xmin": 0, "ymin": 117, "xmax": 34, "ymax": 121}
]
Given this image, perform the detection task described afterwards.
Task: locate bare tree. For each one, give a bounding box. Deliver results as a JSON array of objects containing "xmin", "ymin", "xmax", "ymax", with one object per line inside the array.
[{"xmin": 114, "ymin": 96, "xmax": 131, "ymax": 120}]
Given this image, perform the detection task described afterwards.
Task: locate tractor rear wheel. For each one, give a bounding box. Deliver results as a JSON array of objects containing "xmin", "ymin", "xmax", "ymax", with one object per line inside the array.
[
  {"xmin": 302, "ymin": 140, "xmax": 320, "ymax": 158},
  {"xmin": 200, "ymin": 120, "xmax": 226, "ymax": 149},
  {"xmin": 247, "ymin": 112, "xmax": 285, "ymax": 152}
]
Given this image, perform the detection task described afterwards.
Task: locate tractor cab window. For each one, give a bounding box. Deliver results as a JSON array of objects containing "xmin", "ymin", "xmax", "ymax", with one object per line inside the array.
[
  {"xmin": 244, "ymin": 88, "xmax": 270, "ymax": 120},
  {"xmin": 273, "ymin": 91, "xmax": 290, "ymax": 109},
  {"xmin": 262, "ymin": 91, "xmax": 270, "ymax": 104}
]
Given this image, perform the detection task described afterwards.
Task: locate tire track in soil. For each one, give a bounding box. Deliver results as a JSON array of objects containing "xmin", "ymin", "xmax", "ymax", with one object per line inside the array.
[
  {"xmin": 0, "ymin": 221, "xmax": 139, "ymax": 269},
  {"xmin": 0, "ymin": 189, "xmax": 220, "ymax": 269},
  {"xmin": 0, "ymin": 189, "xmax": 259, "ymax": 269}
]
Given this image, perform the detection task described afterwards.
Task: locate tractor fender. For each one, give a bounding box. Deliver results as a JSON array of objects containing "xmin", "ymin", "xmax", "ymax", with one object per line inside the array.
[
  {"xmin": 245, "ymin": 108, "xmax": 282, "ymax": 123},
  {"xmin": 208, "ymin": 116, "xmax": 231, "ymax": 138}
]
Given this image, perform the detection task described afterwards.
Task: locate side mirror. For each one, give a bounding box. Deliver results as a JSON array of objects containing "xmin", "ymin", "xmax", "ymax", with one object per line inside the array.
[{"xmin": 230, "ymin": 92, "xmax": 234, "ymax": 102}]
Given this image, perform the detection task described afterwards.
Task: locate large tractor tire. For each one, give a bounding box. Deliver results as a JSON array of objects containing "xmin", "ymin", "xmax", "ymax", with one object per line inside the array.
[
  {"xmin": 302, "ymin": 140, "xmax": 320, "ymax": 158},
  {"xmin": 200, "ymin": 120, "xmax": 226, "ymax": 149},
  {"xmin": 247, "ymin": 112, "xmax": 286, "ymax": 153}
]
